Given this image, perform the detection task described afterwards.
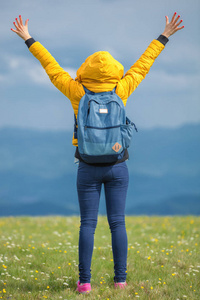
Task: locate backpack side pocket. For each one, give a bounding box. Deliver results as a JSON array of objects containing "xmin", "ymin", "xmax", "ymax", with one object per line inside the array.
[{"xmin": 120, "ymin": 117, "xmax": 137, "ymax": 149}]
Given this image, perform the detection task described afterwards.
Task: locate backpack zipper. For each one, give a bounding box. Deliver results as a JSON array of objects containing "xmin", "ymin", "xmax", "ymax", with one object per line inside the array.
[{"xmin": 85, "ymin": 125, "xmax": 121, "ymax": 130}]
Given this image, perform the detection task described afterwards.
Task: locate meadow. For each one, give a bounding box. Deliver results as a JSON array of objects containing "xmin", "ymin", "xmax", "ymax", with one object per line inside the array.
[{"xmin": 0, "ymin": 216, "xmax": 199, "ymax": 299}]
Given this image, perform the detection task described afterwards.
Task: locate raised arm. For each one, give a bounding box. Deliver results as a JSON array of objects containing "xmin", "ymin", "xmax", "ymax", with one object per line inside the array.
[
  {"xmin": 11, "ymin": 16, "xmax": 85, "ymax": 109},
  {"xmin": 116, "ymin": 13, "xmax": 184, "ymax": 105}
]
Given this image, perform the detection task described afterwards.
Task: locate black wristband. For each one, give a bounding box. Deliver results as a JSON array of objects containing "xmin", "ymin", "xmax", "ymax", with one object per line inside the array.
[
  {"xmin": 157, "ymin": 34, "xmax": 169, "ymax": 46},
  {"xmin": 25, "ymin": 38, "xmax": 36, "ymax": 48}
]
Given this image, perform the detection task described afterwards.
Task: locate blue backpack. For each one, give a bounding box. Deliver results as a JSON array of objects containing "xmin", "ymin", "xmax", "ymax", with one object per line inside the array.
[{"xmin": 74, "ymin": 87, "xmax": 137, "ymax": 164}]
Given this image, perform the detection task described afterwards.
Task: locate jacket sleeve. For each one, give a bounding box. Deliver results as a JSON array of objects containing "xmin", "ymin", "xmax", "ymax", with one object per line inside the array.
[
  {"xmin": 26, "ymin": 39, "xmax": 85, "ymax": 113},
  {"xmin": 116, "ymin": 38, "xmax": 167, "ymax": 105}
]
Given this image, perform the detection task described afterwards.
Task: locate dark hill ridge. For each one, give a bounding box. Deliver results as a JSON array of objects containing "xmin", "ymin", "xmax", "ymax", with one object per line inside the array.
[{"xmin": 0, "ymin": 124, "xmax": 200, "ymax": 216}]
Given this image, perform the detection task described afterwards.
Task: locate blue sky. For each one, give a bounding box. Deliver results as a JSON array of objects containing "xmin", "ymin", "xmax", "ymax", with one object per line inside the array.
[{"xmin": 1, "ymin": 0, "xmax": 200, "ymax": 131}]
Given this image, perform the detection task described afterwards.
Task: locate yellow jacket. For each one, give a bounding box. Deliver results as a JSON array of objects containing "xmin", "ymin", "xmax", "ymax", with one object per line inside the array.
[{"xmin": 28, "ymin": 39, "xmax": 165, "ymax": 146}]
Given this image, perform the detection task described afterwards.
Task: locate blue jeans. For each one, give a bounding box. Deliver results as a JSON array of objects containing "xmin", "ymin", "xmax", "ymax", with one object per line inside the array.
[{"xmin": 77, "ymin": 161, "xmax": 129, "ymax": 283}]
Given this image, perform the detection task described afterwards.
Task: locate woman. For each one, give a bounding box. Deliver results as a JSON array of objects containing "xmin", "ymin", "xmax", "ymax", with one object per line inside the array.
[{"xmin": 11, "ymin": 13, "xmax": 184, "ymax": 294}]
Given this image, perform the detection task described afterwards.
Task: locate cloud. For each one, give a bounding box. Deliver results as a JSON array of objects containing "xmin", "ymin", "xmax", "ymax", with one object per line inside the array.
[
  {"xmin": 63, "ymin": 68, "xmax": 77, "ymax": 80},
  {"xmin": 0, "ymin": 75, "xmax": 5, "ymax": 82},
  {"xmin": 1, "ymin": 0, "xmax": 200, "ymax": 130},
  {"xmin": 28, "ymin": 66, "xmax": 77, "ymax": 84},
  {"xmin": 0, "ymin": 55, "xmax": 49, "ymax": 87},
  {"xmin": 0, "ymin": 54, "xmax": 77, "ymax": 87},
  {"xmin": 28, "ymin": 66, "xmax": 51, "ymax": 85},
  {"xmin": 145, "ymin": 70, "xmax": 200, "ymax": 92}
]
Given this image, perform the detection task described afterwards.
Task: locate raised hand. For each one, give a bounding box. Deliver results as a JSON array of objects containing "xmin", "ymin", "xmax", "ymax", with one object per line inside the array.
[
  {"xmin": 162, "ymin": 12, "xmax": 184, "ymax": 38},
  {"xmin": 11, "ymin": 15, "xmax": 31, "ymax": 41}
]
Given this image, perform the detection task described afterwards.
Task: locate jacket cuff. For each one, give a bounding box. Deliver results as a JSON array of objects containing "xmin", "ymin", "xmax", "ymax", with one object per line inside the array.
[
  {"xmin": 25, "ymin": 38, "xmax": 36, "ymax": 48},
  {"xmin": 157, "ymin": 35, "xmax": 169, "ymax": 46}
]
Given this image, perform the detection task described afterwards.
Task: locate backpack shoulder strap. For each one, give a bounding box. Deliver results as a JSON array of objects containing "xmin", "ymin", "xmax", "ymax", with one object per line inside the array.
[{"xmin": 83, "ymin": 86, "xmax": 95, "ymax": 95}]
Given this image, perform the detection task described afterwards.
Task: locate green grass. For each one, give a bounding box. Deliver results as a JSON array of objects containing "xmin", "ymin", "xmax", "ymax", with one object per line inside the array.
[{"xmin": 0, "ymin": 216, "xmax": 199, "ymax": 299}]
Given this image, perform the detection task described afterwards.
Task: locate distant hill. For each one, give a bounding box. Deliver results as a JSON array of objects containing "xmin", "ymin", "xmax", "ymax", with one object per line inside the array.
[{"xmin": 0, "ymin": 124, "xmax": 200, "ymax": 216}]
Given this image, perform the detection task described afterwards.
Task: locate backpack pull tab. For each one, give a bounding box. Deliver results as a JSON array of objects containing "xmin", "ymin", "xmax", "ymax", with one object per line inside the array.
[{"xmin": 132, "ymin": 122, "xmax": 138, "ymax": 132}]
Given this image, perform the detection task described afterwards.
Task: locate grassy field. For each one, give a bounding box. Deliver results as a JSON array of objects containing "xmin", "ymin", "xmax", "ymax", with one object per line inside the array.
[{"xmin": 0, "ymin": 215, "xmax": 199, "ymax": 299}]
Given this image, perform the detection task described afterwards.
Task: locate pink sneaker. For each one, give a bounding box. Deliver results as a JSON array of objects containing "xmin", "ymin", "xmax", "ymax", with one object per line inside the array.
[
  {"xmin": 76, "ymin": 280, "xmax": 91, "ymax": 294},
  {"xmin": 114, "ymin": 282, "xmax": 127, "ymax": 289}
]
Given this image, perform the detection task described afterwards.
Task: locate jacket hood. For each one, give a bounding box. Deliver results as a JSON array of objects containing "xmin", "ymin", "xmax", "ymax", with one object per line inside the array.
[{"xmin": 75, "ymin": 51, "xmax": 124, "ymax": 93}]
